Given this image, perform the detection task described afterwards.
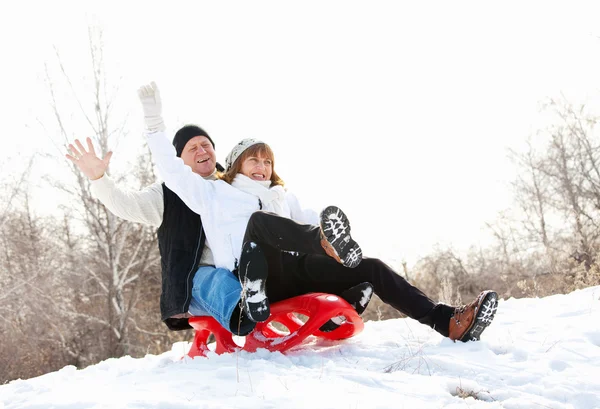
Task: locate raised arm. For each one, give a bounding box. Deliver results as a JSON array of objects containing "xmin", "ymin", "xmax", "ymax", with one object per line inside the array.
[
  {"xmin": 66, "ymin": 137, "xmax": 163, "ymax": 227},
  {"xmin": 138, "ymin": 82, "xmax": 215, "ymax": 215}
]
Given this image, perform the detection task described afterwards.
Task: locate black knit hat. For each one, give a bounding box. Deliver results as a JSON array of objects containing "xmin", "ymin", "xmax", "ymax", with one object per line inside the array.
[{"xmin": 172, "ymin": 125, "xmax": 215, "ymax": 157}]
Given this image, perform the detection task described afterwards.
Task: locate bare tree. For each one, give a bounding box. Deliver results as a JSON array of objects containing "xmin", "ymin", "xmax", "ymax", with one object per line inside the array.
[
  {"xmin": 41, "ymin": 26, "xmax": 162, "ymax": 358},
  {"xmin": 0, "ymin": 25, "xmax": 190, "ymax": 383},
  {"xmin": 539, "ymin": 98, "xmax": 600, "ymax": 270},
  {"xmin": 0, "ymin": 182, "xmax": 79, "ymax": 382},
  {"xmin": 458, "ymin": 96, "xmax": 600, "ymax": 300},
  {"xmin": 509, "ymin": 139, "xmax": 560, "ymax": 272}
]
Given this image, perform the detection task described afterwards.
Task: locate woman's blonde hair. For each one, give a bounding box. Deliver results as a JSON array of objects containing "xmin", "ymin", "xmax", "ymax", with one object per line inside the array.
[{"xmin": 220, "ymin": 143, "xmax": 285, "ymax": 187}]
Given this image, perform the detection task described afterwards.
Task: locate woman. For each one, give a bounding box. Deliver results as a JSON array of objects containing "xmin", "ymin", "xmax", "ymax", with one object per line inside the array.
[
  {"xmin": 140, "ymin": 83, "xmax": 366, "ymax": 331},
  {"xmin": 139, "ymin": 83, "xmax": 498, "ymax": 343}
]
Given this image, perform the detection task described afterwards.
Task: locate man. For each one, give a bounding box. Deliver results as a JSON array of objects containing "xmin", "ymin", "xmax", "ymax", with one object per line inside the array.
[{"xmin": 67, "ymin": 126, "xmax": 227, "ymax": 332}]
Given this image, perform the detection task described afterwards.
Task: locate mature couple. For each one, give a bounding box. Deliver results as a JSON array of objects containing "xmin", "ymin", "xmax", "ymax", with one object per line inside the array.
[{"xmin": 67, "ymin": 82, "xmax": 498, "ymax": 343}]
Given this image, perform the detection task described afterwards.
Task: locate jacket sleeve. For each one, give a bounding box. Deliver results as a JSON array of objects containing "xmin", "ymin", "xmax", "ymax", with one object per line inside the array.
[
  {"xmin": 145, "ymin": 130, "xmax": 214, "ymax": 216},
  {"xmin": 90, "ymin": 175, "xmax": 164, "ymax": 227},
  {"xmin": 285, "ymin": 191, "xmax": 319, "ymax": 225}
]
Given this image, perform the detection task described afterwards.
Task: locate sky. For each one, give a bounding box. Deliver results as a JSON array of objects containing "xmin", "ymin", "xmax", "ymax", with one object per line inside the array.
[
  {"xmin": 2, "ymin": 1, "xmax": 600, "ymax": 266},
  {"xmin": 2, "ymin": 285, "xmax": 599, "ymax": 408}
]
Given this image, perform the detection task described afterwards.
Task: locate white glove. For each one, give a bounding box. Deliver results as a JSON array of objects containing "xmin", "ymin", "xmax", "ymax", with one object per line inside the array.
[{"xmin": 137, "ymin": 81, "xmax": 166, "ymax": 132}]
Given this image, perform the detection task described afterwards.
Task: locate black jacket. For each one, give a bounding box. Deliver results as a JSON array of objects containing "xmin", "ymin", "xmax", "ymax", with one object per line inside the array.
[{"xmin": 157, "ymin": 184, "xmax": 205, "ymax": 331}]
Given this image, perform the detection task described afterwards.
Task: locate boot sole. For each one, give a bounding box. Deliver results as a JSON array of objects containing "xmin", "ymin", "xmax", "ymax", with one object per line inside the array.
[
  {"xmin": 460, "ymin": 291, "xmax": 498, "ymax": 342},
  {"xmin": 320, "ymin": 206, "xmax": 363, "ymax": 268},
  {"xmin": 239, "ymin": 242, "xmax": 270, "ymax": 322},
  {"xmin": 319, "ymin": 282, "xmax": 374, "ymax": 333}
]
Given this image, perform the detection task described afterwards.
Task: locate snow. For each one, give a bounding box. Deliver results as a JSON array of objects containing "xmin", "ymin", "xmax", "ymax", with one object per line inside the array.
[{"xmin": 2, "ymin": 286, "xmax": 600, "ymax": 409}]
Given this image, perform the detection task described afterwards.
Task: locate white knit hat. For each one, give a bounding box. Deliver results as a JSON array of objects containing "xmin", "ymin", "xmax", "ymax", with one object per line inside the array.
[{"xmin": 225, "ymin": 138, "xmax": 264, "ymax": 171}]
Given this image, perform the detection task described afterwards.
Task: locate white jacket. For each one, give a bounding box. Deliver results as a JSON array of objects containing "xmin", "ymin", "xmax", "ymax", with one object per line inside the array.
[{"xmin": 146, "ymin": 131, "xmax": 318, "ymax": 272}]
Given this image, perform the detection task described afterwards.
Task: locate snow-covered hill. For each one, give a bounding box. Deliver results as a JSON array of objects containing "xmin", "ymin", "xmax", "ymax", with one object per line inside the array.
[{"xmin": 2, "ymin": 286, "xmax": 600, "ymax": 409}]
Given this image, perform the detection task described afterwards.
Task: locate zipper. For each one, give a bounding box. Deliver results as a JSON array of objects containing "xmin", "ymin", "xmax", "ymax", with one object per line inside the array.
[{"xmin": 183, "ymin": 216, "xmax": 203, "ymax": 311}]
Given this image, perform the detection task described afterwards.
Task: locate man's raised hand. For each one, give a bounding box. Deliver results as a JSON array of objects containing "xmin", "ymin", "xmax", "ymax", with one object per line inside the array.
[
  {"xmin": 138, "ymin": 81, "xmax": 166, "ymax": 133},
  {"xmin": 66, "ymin": 137, "xmax": 113, "ymax": 181}
]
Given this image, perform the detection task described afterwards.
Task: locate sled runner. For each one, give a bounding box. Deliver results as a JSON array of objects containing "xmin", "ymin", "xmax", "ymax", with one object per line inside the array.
[{"xmin": 186, "ymin": 292, "xmax": 364, "ymax": 358}]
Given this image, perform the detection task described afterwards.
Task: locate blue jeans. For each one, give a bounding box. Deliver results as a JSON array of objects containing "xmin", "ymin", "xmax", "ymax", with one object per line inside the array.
[{"xmin": 188, "ymin": 266, "xmax": 242, "ymax": 330}]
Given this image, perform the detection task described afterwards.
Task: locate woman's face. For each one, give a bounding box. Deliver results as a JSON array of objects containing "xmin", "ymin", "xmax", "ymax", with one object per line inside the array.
[{"xmin": 240, "ymin": 153, "xmax": 273, "ymax": 182}]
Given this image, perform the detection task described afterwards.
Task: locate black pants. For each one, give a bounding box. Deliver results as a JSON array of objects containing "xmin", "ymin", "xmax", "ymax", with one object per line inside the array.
[{"xmin": 243, "ymin": 211, "xmax": 455, "ymax": 337}]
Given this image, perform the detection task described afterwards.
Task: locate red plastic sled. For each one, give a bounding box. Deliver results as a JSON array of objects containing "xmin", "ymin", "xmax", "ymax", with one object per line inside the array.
[{"xmin": 187, "ymin": 292, "xmax": 364, "ymax": 358}]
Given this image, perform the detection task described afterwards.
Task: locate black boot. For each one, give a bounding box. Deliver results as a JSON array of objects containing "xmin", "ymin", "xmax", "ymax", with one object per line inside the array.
[
  {"xmin": 238, "ymin": 241, "xmax": 270, "ymax": 322},
  {"xmin": 229, "ymin": 304, "xmax": 256, "ymax": 336},
  {"xmin": 319, "ymin": 282, "xmax": 374, "ymax": 332}
]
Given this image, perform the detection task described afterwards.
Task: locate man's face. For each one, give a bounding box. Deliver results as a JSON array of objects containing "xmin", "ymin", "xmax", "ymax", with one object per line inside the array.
[
  {"xmin": 240, "ymin": 153, "xmax": 273, "ymax": 182},
  {"xmin": 180, "ymin": 136, "xmax": 217, "ymax": 177}
]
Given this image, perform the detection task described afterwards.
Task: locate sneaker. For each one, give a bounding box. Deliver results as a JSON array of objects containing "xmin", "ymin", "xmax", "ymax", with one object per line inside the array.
[
  {"xmin": 319, "ymin": 206, "xmax": 363, "ymax": 268},
  {"xmin": 238, "ymin": 241, "xmax": 270, "ymax": 322},
  {"xmin": 448, "ymin": 290, "xmax": 498, "ymax": 342},
  {"xmin": 319, "ymin": 282, "xmax": 374, "ymax": 332}
]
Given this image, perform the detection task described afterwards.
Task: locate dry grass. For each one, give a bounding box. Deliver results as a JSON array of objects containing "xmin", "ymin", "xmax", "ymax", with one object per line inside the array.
[{"xmin": 452, "ymin": 385, "xmax": 485, "ymax": 400}]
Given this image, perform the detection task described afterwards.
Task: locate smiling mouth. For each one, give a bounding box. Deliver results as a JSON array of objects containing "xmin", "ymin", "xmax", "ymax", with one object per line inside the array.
[
  {"xmin": 251, "ymin": 173, "xmax": 265, "ymax": 180},
  {"xmin": 197, "ymin": 158, "xmax": 209, "ymax": 164}
]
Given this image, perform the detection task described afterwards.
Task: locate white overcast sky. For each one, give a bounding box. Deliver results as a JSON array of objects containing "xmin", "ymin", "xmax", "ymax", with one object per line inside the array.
[{"xmin": 1, "ymin": 1, "xmax": 600, "ymax": 266}]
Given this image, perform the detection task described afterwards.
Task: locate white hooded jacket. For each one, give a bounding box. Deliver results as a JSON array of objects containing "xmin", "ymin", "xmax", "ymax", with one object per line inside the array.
[{"xmin": 145, "ymin": 131, "xmax": 318, "ymax": 272}]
